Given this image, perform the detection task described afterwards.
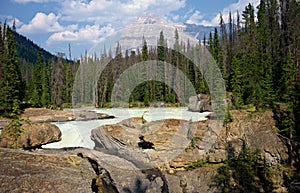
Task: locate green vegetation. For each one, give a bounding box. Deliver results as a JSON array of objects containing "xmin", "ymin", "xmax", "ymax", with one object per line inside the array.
[
  {"xmin": 187, "ymin": 136, "xmax": 202, "ymax": 149},
  {"xmin": 95, "ymin": 32, "xmax": 208, "ymax": 108},
  {"xmin": 0, "ymin": 22, "xmax": 78, "ymax": 116},
  {"xmin": 0, "ymin": 25, "xmax": 23, "ymax": 115},
  {"xmin": 1, "ymin": 100, "xmax": 25, "ymax": 149},
  {"xmin": 184, "ymin": 157, "xmax": 208, "ymax": 170},
  {"xmin": 212, "ymin": 142, "xmax": 273, "ymax": 193},
  {"xmin": 223, "ymin": 105, "xmax": 233, "ymax": 126},
  {"xmin": 206, "ymin": 0, "xmax": 299, "ymax": 169}
]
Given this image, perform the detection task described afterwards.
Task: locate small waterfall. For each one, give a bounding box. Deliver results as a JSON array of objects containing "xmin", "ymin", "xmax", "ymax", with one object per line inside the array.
[{"xmin": 196, "ymin": 100, "xmax": 201, "ymax": 111}]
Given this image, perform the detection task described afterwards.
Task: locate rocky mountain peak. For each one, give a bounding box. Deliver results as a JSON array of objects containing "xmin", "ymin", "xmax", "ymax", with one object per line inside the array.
[{"xmin": 135, "ymin": 13, "xmax": 167, "ymax": 25}]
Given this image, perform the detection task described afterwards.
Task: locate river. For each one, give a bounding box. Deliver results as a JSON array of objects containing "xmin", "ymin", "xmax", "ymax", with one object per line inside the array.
[{"xmin": 43, "ymin": 107, "xmax": 210, "ymax": 149}]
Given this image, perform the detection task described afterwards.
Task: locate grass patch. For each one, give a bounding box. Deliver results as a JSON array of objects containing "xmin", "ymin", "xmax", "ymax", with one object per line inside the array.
[
  {"xmin": 187, "ymin": 136, "xmax": 202, "ymax": 149},
  {"xmin": 184, "ymin": 158, "xmax": 208, "ymax": 170}
]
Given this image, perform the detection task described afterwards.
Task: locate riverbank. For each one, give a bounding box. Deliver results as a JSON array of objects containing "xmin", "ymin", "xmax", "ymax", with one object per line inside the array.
[
  {"xmin": 0, "ymin": 107, "xmax": 115, "ymax": 128},
  {"xmin": 43, "ymin": 107, "xmax": 211, "ymax": 149},
  {"xmin": 0, "ymin": 108, "xmax": 298, "ymax": 192}
]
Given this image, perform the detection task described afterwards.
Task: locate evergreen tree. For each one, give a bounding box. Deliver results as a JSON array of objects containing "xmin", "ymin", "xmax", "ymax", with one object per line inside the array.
[
  {"xmin": 219, "ymin": 13, "xmax": 228, "ymax": 78},
  {"xmin": 210, "ymin": 28, "xmax": 224, "ymax": 75},
  {"xmin": 156, "ymin": 30, "xmax": 166, "ymax": 101},
  {"xmin": 281, "ymin": 50, "xmax": 297, "ymax": 144},
  {"xmin": 51, "ymin": 55, "xmax": 65, "ymax": 107},
  {"xmin": 142, "ymin": 37, "xmax": 150, "ymax": 106},
  {"xmin": 227, "ymin": 11, "xmax": 234, "ymax": 83},
  {"xmin": 240, "ymin": 3, "xmax": 263, "ymax": 108},
  {"xmin": 0, "ymin": 27, "xmax": 23, "ymax": 114},
  {"xmin": 257, "ymin": 0, "xmax": 276, "ymax": 108},
  {"xmin": 41, "ymin": 61, "xmax": 51, "ymax": 106},
  {"xmin": 170, "ymin": 28, "xmax": 180, "ymax": 103},
  {"xmin": 0, "ymin": 23, "xmax": 4, "ymax": 83},
  {"xmin": 64, "ymin": 62, "xmax": 73, "ymax": 104},
  {"xmin": 187, "ymin": 44, "xmax": 196, "ymax": 95},
  {"xmin": 30, "ymin": 48, "xmax": 43, "ymax": 107},
  {"xmin": 208, "ymin": 31, "xmax": 213, "ymax": 54},
  {"xmin": 230, "ymin": 53, "xmax": 244, "ymax": 108}
]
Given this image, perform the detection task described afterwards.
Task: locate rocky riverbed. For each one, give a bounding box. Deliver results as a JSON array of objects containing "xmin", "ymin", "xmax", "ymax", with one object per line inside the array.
[{"xmin": 0, "ymin": 108, "xmax": 297, "ymax": 192}]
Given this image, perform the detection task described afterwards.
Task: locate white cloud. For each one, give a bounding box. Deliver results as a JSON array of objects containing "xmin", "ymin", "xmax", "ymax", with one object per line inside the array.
[
  {"xmin": 13, "ymin": 0, "xmax": 187, "ymax": 56},
  {"xmin": 183, "ymin": 8, "xmax": 195, "ymax": 20},
  {"xmin": 60, "ymin": 0, "xmax": 186, "ymax": 26},
  {"xmin": 46, "ymin": 24, "xmax": 115, "ymax": 45},
  {"xmin": 172, "ymin": 14, "xmax": 180, "ymax": 22},
  {"xmin": 200, "ymin": 0, "xmax": 260, "ymax": 26},
  {"xmin": 186, "ymin": 10, "xmax": 204, "ymax": 25},
  {"xmin": 226, "ymin": 0, "xmax": 260, "ymax": 13},
  {"xmin": 19, "ymin": 12, "xmax": 64, "ymax": 34}
]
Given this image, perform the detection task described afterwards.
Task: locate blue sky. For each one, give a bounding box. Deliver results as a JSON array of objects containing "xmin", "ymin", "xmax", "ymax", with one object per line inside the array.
[{"xmin": 0, "ymin": 0, "xmax": 259, "ymax": 58}]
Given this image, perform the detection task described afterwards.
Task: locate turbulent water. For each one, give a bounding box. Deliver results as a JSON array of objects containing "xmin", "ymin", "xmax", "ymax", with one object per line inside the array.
[{"xmin": 43, "ymin": 107, "xmax": 210, "ymax": 149}]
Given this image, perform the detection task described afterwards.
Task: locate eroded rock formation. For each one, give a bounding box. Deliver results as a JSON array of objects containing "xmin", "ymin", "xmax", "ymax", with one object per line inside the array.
[
  {"xmin": 0, "ymin": 122, "xmax": 61, "ymax": 149},
  {"xmin": 0, "ymin": 110, "xmax": 293, "ymax": 192}
]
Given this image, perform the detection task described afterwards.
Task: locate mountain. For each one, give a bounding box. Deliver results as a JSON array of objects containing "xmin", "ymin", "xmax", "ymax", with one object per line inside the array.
[
  {"xmin": 13, "ymin": 30, "xmax": 58, "ymax": 64},
  {"xmin": 90, "ymin": 14, "xmax": 209, "ymax": 54},
  {"xmin": 120, "ymin": 13, "xmax": 200, "ymax": 50},
  {"xmin": 183, "ymin": 23, "xmax": 216, "ymax": 40},
  {"xmin": 121, "ymin": 14, "xmax": 216, "ymax": 48}
]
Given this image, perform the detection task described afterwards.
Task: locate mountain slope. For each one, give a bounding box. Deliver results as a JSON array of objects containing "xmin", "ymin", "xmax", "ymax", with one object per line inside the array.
[
  {"xmin": 13, "ymin": 31, "xmax": 57, "ymax": 64},
  {"xmin": 183, "ymin": 23, "xmax": 215, "ymax": 40}
]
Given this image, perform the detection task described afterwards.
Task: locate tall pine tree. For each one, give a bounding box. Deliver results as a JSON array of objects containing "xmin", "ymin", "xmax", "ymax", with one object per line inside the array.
[
  {"xmin": 142, "ymin": 37, "xmax": 150, "ymax": 106},
  {"xmin": 0, "ymin": 26, "xmax": 23, "ymax": 115},
  {"xmin": 30, "ymin": 48, "xmax": 43, "ymax": 107}
]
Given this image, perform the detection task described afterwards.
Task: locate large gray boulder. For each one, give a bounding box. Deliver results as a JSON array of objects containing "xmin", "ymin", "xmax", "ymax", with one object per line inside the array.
[
  {"xmin": 0, "ymin": 148, "xmax": 96, "ymax": 193},
  {"xmin": 0, "ymin": 122, "xmax": 61, "ymax": 149},
  {"xmin": 20, "ymin": 108, "xmax": 114, "ymax": 123}
]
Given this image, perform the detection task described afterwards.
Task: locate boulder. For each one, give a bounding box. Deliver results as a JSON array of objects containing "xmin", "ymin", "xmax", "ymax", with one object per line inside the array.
[
  {"xmin": 21, "ymin": 108, "xmax": 75, "ymax": 122},
  {"xmin": 0, "ymin": 148, "xmax": 96, "ymax": 193},
  {"xmin": 188, "ymin": 94, "xmax": 212, "ymax": 112},
  {"xmin": 0, "ymin": 122, "xmax": 61, "ymax": 149},
  {"xmin": 91, "ymin": 117, "xmax": 195, "ymax": 169},
  {"xmin": 20, "ymin": 108, "xmax": 114, "ymax": 123},
  {"xmin": 79, "ymin": 149, "xmax": 170, "ymax": 193},
  {"xmin": 73, "ymin": 110, "xmax": 115, "ymax": 121}
]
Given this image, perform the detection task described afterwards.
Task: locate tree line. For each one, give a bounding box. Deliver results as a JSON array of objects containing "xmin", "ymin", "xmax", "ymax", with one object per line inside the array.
[
  {"xmin": 0, "ymin": 23, "xmax": 78, "ymax": 117},
  {"xmin": 207, "ymin": 0, "xmax": 299, "ymax": 165},
  {"xmin": 80, "ymin": 29, "xmax": 208, "ymax": 108}
]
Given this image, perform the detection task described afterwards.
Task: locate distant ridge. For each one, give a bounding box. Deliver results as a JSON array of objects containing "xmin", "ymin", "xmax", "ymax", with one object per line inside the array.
[
  {"xmin": 89, "ymin": 14, "xmax": 217, "ymax": 55},
  {"xmin": 183, "ymin": 23, "xmax": 215, "ymax": 40},
  {"xmin": 13, "ymin": 30, "xmax": 58, "ymax": 64}
]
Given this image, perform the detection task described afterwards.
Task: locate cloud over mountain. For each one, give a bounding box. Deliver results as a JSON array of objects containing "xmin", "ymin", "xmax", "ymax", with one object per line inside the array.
[
  {"xmin": 19, "ymin": 12, "xmax": 70, "ymax": 34},
  {"xmin": 46, "ymin": 24, "xmax": 115, "ymax": 44}
]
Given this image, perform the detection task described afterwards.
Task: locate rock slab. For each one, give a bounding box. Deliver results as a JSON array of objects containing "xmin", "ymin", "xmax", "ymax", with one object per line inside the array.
[
  {"xmin": 0, "ymin": 148, "xmax": 96, "ymax": 193},
  {"xmin": 0, "ymin": 122, "xmax": 61, "ymax": 149}
]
